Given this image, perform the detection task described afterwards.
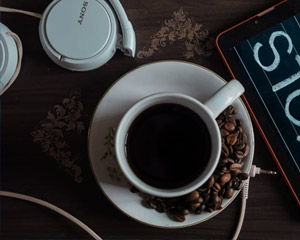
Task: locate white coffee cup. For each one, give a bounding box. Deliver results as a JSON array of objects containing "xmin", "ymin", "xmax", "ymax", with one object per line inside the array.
[{"xmin": 115, "ymin": 80, "xmax": 244, "ymax": 198}]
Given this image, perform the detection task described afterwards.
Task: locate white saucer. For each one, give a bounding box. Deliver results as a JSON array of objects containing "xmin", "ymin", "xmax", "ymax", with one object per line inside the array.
[{"xmin": 88, "ymin": 60, "xmax": 254, "ymax": 228}]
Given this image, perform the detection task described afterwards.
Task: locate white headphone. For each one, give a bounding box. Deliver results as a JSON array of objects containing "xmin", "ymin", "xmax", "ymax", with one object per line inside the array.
[
  {"xmin": 0, "ymin": 0, "xmax": 135, "ymax": 93},
  {"xmin": 1, "ymin": 0, "xmax": 136, "ymax": 75},
  {"xmin": 39, "ymin": 0, "xmax": 136, "ymax": 71},
  {"xmin": 0, "ymin": 22, "xmax": 22, "ymax": 95}
]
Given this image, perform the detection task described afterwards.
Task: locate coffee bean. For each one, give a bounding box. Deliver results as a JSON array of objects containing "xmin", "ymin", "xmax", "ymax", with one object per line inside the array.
[
  {"xmin": 237, "ymin": 181, "xmax": 244, "ymax": 190},
  {"xmin": 232, "ymin": 181, "xmax": 241, "ymax": 190},
  {"xmin": 205, "ymin": 175, "xmax": 215, "ymax": 188},
  {"xmin": 232, "ymin": 106, "xmax": 238, "ymax": 115},
  {"xmin": 141, "ymin": 199, "xmax": 150, "ymax": 208},
  {"xmin": 207, "ymin": 207, "xmax": 214, "ymax": 213},
  {"xmin": 173, "ymin": 215, "xmax": 186, "ymax": 222},
  {"xmin": 219, "ymin": 122, "xmax": 225, "ymax": 129},
  {"xmin": 243, "ymin": 144, "xmax": 250, "ymax": 157},
  {"xmin": 198, "ymin": 187, "xmax": 208, "ymax": 193},
  {"xmin": 232, "ymin": 129, "xmax": 240, "ymax": 137},
  {"xmin": 201, "ymin": 188, "xmax": 211, "ymax": 197},
  {"xmin": 237, "ymin": 126, "xmax": 243, "ymax": 133},
  {"xmin": 190, "ymin": 196, "xmax": 204, "ymax": 204},
  {"xmin": 195, "ymin": 207, "xmax": 203, "ymax": 214},
  {"xmin": 224, "ymin": 188, "xmax": 234, "ymax": 198},
  {"xmin": 220, "ymin": 187, "xmax": 226, "ymax": 196},
  {"xmin": 222, "ymin": 143, "xmax": 229, "ymax": 157},
  {"xmin": 234, "ymin": 142, "xmax": 245, "ymax": 151},
  {"xmin": 226, "ymin": 158, "xmax": 235, "ymax": 164},
  {"xmin": 226, "ymin": 180, "xmax": 233, "ymax": 188},
  {"xmin": 189, "ymin": 202, "xmax": 201, "ymax": 210},
  {"xmin": 142, "ymin": 199, "xmax": 157, "ymax": 209},
  {"xmin": 139, "ymin": 192, "xmax": 155, "ymax": 200},
  {"xmin": 239, "ymin": 172, "xmax": 249, "ymax": 180},
  {"xmin": 212, "ymin": 194, "xmax": 221, "ymax": 204},
  {"xmin": 219, "ymin": 158, "xmax": 233, "ymax": 167},
  {"xmin": 216, "ymin": 206, "xmax": 222, "ymax": 210},
  {"xmin": 149, "ymin": 200, "xmax": 157, "ymax": 209},
  {"xmin": 230, "ymin": 163, "xmax": 242, "ymax": 171},
  {"xmin": 218, "ymin": 158, "xmax": 228, "ymax": 167},
  {"xmin": 240, "ymin": 133, "xmax": 248, "ymax": 144},
  {"xmin": 221, "ymin": 128, "xmax": 230, "ymax": 137},
  {"xmin": 186, "ymin": 190, "xmax": 199, "ymax": 202},
  {"xmin": 180, "ymin": 208, "xmax": 190, "ymax": 215},
  {"xmin": 227, "ymin": 134, "xmax": 237, "ymax": 145},
  {"xmin": 236, "ymin": 119, "xmax": 242, "ymax": 126},
  {"xmin": 224, "ymin": 122, "xmax": 235, "ymax": 132},
  {"xmin": 229, "ymin": 145, "xmax": 234, "ymax": 155},
  {"xmin": 213, "ymin": 174, "xmax": 220, "ymax": 182},
  {"xmin": 200, "ymin": 204, "xmax": 206, "ymax": 212},
  {"xmin": 223, "ymin": 108, "xmax": 231, "ymax": 116},
  {"xmin": 203, "ymin": 195, "xmax": 210, "ymax": 204},
  {"xmin": 212, "ymin": 182, "xmax": 221, "ymax": 192},
  {"xmin": 218, "ymin": 114, "xmax": 225, "ymax": 121},
  {"xmin": 234, "ymin": 150, "xmax": 244, "ymax": 159},
  {"xmin": 218, "ymin": 196, "xmax": 223, "ymax": 206},
  {"xmin": 227, "ymin": 116, "xmax": 237, "ymax": 126},
  {"xmin": 167, "ymin": 207, "xmax": 179, "ymax": 215},
  {"xmin": 220, "ymin": 166, "xmax": 228, "ymax": 173},
  {"xmin": 232, "ymin": 177, "xmax": 240, "ymax": 189},
  {"xmin": 156, "ymin": 203, "xmax": 166, "ymax": 213},
  {"xmin": 237, "ymin": 159, "xmax": 243, "ymax": 164},
  {"xmin": 220, "ymin": 173, "xmax": 231, "ymax": 185},
  {"xmin": 214, "ymin": 170, "xmax": 225, "ymax": 176},
  {"xmin": 175, "ymin": 202, "xmax": 185, "ymax": 210},
  {"xmin": 157, "ymin": 201, "xmax": 167, "ymax": 212},
  {"xmin": 224, "ymin": 106, "xmax": 236, "ymax": 116},
  {"xmin": 231, "ymin": 169, "xmax": 241, "ymax": 178}
]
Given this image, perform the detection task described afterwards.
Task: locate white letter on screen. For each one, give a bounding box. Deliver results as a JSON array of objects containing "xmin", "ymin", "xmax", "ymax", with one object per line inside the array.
[
  {"xmin": 253, "ymin": 31, "xmax": 293, "ymax": 72},
  {"xmin": 272, "ymin": 55, "xmax": 300, "ymax": 92},
  {"xmin": 285, "ymin": 89, "xmax": 300, "ymax": 141}
]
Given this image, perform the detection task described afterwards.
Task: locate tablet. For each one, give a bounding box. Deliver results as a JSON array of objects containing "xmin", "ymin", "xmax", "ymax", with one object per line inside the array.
[{"xmin": 216, "ymin": 0, "xmax": 300, "ymax": 206}]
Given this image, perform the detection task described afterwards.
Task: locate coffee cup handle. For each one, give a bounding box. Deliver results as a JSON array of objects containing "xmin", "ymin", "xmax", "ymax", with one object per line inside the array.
[{"xmin": 204, "ymin": 80, "xmax": 245, "ymax": 119}]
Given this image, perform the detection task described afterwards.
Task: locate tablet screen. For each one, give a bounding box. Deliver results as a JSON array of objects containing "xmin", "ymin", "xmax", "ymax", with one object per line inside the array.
[{"xmin": 233, "ymin": 14, "xmax": 300, "ymax": 178}]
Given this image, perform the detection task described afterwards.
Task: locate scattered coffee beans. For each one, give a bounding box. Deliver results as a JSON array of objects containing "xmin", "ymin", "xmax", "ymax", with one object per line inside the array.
[{"xmin": 130, "ymin": 105, "xmax": 249, "ymax": 222}]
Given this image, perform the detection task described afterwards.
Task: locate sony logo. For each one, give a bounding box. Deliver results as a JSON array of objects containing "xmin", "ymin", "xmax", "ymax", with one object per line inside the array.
[{"xmin": 78, "ymin": 1, "xmax": 88, "ymax": 25}]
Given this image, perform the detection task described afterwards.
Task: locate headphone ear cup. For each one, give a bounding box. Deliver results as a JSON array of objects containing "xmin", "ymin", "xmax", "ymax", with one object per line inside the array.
[
  {"xmin": 109, "ymin": 0, "xmax": 136, "ymax": 57},
  {"xmin": 0, "ymin": 23, "xmax": 22, "ymax": 95},
  {"xmin": 39, "ymin": 0, "xmax": 120, "ymax": 71}
]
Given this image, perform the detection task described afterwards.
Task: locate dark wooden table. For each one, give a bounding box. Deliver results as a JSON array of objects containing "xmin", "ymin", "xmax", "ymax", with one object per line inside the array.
[{"xmin": 1, "ymin": 0, "xmax": 300, "ymax": 239}]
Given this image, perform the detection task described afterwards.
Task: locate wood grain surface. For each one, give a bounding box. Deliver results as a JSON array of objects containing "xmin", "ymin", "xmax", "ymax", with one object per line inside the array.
[{"xmin": 1, "ymin": 0, "xmax": 300, "ymax": 239}]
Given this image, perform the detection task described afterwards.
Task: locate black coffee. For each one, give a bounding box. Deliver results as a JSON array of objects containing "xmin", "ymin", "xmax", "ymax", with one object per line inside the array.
[{"xmin": 126, "ymin": 103, "xmax": 211, "ymax": 189}]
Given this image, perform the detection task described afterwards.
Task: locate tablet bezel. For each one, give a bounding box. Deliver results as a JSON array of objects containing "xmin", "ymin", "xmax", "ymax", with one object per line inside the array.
[{"xmin": 216, "ymin": 0, "xmax": 300, "ymax": 206}]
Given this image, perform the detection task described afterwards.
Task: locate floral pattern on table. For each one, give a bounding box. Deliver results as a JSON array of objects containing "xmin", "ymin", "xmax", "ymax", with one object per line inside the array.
[
  {"xmin": 137, "ymin": 8, "xmax": 214, "ymax": 61},
  {"xmin": 31, "ymin": 89, "xmax": 88, "ymax": 183}
]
